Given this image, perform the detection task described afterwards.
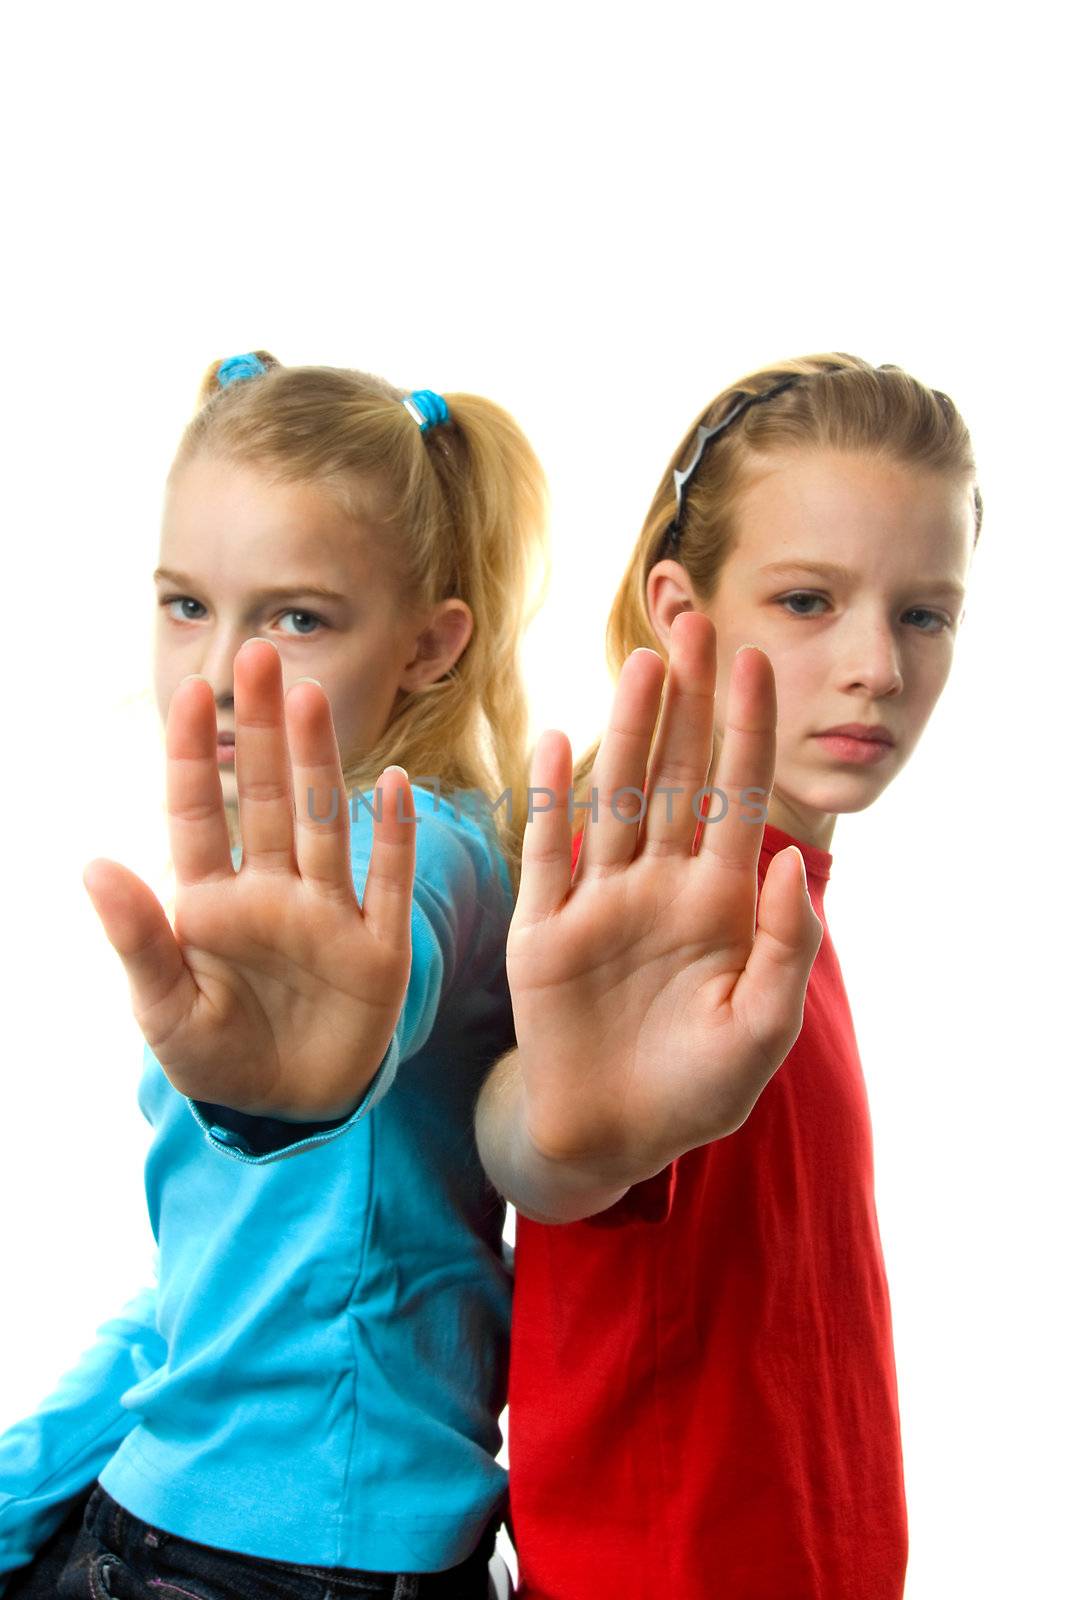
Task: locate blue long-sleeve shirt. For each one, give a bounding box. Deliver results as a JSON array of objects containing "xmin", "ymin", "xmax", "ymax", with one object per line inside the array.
[{"xmin": 0, "ymin": 786, "xmax": 515, "ymax": 1582}]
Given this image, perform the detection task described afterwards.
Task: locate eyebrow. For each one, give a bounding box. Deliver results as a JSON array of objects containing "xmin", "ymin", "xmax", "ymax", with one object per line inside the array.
[
  {"xmin": 153, "ymin": 568, "xmax": 350, "ymax": 605},
  {"xmin": 758, "ymin": 560, "xmax": 966, "ymax": 601}
]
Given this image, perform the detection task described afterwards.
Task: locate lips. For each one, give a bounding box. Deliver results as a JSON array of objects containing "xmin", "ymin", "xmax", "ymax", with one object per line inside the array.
[
  {"xmin": 217, "ymin": 733, "xmax": 236, "ymax": 746},
  {"xmin": 818, "ymin": 723, "xmax": 895, "ymax": 746}
]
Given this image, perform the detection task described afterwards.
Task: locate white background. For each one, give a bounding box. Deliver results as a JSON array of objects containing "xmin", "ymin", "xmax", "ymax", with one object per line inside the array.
[{"xmin": 0, "ymin": 4, "xmax": 1062, "ymax": 1595}]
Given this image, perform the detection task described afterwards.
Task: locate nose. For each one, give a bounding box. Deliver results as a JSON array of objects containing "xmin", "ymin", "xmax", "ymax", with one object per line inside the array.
[
  {"xmin": 194, "ymin": 624, "xmax": 263, "ymax": 714},
  {"xmin": 840, "ymin": 612, "xmax": 904, "ymax": 698}
]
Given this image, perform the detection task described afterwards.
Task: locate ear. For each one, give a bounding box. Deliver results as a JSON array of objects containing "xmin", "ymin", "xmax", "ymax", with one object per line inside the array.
[
  {"xmin": 398, "ymin": 599, "xmax": 474, "ymax": 691},
  {"xmin": 645, "ymin": 559, "xmax": 699, "ymax": 650}
]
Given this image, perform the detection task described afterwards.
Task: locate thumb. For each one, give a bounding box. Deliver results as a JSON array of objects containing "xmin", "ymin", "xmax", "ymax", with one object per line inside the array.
[
  {"xmin": 731, "ymin": 846, "xmax": 824, "ymax": 1066},
  {"xmin": 82, "ymin": 859, "xmax": 198, "ymax": 1048}
]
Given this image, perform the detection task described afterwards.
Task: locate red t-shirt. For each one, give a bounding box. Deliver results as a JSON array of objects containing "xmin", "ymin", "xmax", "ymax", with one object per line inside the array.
[{"xmin": 508, "ymin": 823, "xmax": 907, "ymax": 1599}]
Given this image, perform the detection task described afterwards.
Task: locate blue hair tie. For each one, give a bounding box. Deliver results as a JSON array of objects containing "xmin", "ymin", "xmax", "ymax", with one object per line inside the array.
[
  {"xmin": 402, "ymin": 389, "xmax": 449, "ymax": 433},
  {"xmin": 217, "ymin": 353, "xmax": 268, "ymax": 388}
]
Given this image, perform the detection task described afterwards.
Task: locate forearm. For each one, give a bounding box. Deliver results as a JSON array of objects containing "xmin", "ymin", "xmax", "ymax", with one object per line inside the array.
[{"xmin": 475, "ymin": 1049, "xmax": 642, "ymax": 1223}]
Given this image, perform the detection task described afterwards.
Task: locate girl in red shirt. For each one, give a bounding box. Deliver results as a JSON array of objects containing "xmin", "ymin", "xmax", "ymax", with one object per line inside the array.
[{"xmin": 475, "ymin": 354, "xmax": 982, "ymax": 1598}]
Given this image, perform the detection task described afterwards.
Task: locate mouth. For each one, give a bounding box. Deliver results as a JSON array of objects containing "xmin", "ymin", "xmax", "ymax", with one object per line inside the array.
[
  {"xmin": 818, "ymin": 724, "xmax": 894, "ymax": 746},
  {"xmin": 813, "ymin": 725, "xmax": 895, "ymax": 766}
]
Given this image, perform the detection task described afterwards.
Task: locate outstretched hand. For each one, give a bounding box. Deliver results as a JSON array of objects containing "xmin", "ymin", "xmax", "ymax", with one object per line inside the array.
[
  {"xmin": 505, "ymin": 611, "xmax": 824, "ymax": 1189},
  {"xmin": 82, "ymin": 640, "xmax": 416, "ymax": 1121}
]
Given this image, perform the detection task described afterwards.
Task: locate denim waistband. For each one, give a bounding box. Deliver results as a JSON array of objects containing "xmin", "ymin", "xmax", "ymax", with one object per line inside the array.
[{"xmin": 82, "ymin": 1485, "xmax": 496, "ymax": 1598}]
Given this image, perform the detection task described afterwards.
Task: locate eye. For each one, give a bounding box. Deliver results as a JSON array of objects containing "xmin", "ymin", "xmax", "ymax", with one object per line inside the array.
[
  {"xmin": 776, "ymin": 591, "xmax": 829, "ymax": 617},
  {"xmin": 160, "ymin": 595, "xmax": 205, "ymax": 621},
  {"xmin": 902, "ymin": 608, "xmax": 952, "ymax": 634},
  {"xmin": 277, "ymin": 609, "xmax": 325, "ymax": 637},
  {"xmin": 775, "ymin": 593, "xmax": 954, "ymax": 634},
  {"xmin": 157, "ymin": 598, "xmax": 326, "ymax": 636}
]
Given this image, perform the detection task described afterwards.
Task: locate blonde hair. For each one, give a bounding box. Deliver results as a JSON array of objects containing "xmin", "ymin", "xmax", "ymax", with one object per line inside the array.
[
  {"xmin": 172, "ymin": 353, "xmax": 549, "ymax": 879},
  {"xmin": 573, "ymin": 351, "xmax": 982, "ymax": 811}
]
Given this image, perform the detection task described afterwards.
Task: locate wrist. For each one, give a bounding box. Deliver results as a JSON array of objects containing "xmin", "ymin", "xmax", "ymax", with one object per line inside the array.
[
  {"xmin": 513, "ymin": 1119, "xmax": 634, "ymax": 1223},
  {"xmin": 476, "ymin": 1048, "xmax": 674, "ymax": 1223},
  {"xmin": 511, "ymin": 1076, "xmax": 678, "ymax": 1223},
  {"xmin": 520, "ymin": 1072, "xmax": 682, "ymax": 1187}
]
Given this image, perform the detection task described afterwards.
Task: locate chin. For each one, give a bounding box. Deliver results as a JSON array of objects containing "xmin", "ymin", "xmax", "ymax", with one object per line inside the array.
[
  {"xmin": 804, "ymin": 780, "xmax": 892, "ymax": 817},
  {"xmin": 779, "ymin": 766, "xmax": 895, "ymax": 818}
]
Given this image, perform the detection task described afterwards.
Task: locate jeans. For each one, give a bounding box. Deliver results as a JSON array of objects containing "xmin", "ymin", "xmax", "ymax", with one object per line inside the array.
[{"xmin": 5, "ymin": 1485, "xmax": 497, "ymax": 1599}]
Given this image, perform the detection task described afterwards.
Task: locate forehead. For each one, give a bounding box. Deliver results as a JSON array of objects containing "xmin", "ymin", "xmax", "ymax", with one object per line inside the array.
[
  {"xmin": 727, "ymin": 449, "xmax": 975, "ymax": 580},
  {"xmin": 160, "ymin": 453, "xmax": 381, "ymax": 584}
]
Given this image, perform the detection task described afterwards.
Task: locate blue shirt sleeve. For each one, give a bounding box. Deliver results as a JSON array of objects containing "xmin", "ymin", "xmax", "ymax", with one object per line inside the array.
[
  {"xmin": 189, "ymin": 788, "xmax": 508, "ymax": 1164},
  {"xmin": 0, "ymin": 1288, "xmax": 166, "ymax": 1587}
]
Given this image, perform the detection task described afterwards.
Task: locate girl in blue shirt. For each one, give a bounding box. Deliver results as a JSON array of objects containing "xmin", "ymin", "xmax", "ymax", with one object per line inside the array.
[{"xmin": 0, "ymin": 352, "xmax": 547, "ymax": 1598}]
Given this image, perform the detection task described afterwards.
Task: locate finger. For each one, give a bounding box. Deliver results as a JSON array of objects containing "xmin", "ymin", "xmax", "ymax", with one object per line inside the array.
[
  {"xmin": 166, "ymin": 676, "xmax": 238, "ymax": 887},
  {"xmin": 513, "ymin": 730, "xmax": 576, "ymax": 924},
  {"xmin": 360, "ymin": 766, "xmax": 418, "ymax": 954},
  {"xmin": 233, "ymin": 639, "xmax": 297, "ymax": 873},
  {"xmin": 729, "ymin": 846, "xmax": 824, "ymax": 1066},
  {"xmin": 285, "ymin": 676, "xmax": 355, "ymax": 899},
  {"xmin": 695, "ymin": 645, "xmax": 776, "ymax": 879},
  {"xmin": 642, "ymin": 611, "xmax": 717, "ymax": 856},
  {"xmin": 578, "ymin": 649, "xmax": 665, "ymax": 874},
  {"xmin": 82, "ymin": 858, "xmax": 200, "ymax": 1050}
]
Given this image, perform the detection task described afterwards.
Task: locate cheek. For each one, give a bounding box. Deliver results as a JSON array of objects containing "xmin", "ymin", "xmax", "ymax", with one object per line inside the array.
[
  {"xmin": 323, "ymin": 676, "xmax": 392, "ymax": 746},
  {"xmin": 711, "ymin": 632, "xmax": 814, "ymax": 733},
  {"xmin": 763, "ymin": 638, "xmax": 820, "ymax": 714},
  {"xmin": 771, "ymin": 681, "xmax": 814, "ymax": 752},
  {"xmin": 908, "ymin": 649, "xmax": 955, "ymax": 731},
  {"xmin": 906, "ymin": 630, "xmax": 955, "ymax": 691},
  {"xmin": 152, "ymin": 652, "xmax": 172, "ymax": 722},
  {"xmin": 153, "ymin": 612, "xmax": 181, "ymax": 664}
]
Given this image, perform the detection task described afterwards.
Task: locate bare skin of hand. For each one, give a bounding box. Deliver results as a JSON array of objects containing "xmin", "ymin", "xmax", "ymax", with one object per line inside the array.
[
  {"xmin": 82, "ymin": 638, "xmax": 417, "ymax": 1121},
  {"xmin": 505, "ymin": 611, "xmax": 824, "ymax": 1188}
]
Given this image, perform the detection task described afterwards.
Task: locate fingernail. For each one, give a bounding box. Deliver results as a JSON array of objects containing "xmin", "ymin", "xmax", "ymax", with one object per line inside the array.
[
  {"xmin": 735, "ymin": 642, "xmax": 762, "ymax": 655},
  {"xmin": 291, "ymin": 676, "xmax": 324, "ymax": 688},
  {"xmin": 179, "ymin": 673, "xmax": 207, "ymax": 686}
]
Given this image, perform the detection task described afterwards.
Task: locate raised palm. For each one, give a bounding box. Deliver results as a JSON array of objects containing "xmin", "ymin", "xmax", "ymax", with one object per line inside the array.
[
  {"xmin": 82, "ymin": 640, "xmax": 417, "ymax": 1121},
  {"xmin": 506, "ymin": 612, "xmax": 824, "ymax": 1185}
]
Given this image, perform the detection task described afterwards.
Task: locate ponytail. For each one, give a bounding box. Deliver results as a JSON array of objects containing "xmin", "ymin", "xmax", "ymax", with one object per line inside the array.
[{"xmin": 419, "ymin": 393, "xmax": 549, "ymax": 864}]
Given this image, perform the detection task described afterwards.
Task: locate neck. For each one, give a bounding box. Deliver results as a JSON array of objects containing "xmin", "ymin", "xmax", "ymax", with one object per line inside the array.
[{"xmin": 764, "ymin": 790, "xmax": 836, "ymax": 852}]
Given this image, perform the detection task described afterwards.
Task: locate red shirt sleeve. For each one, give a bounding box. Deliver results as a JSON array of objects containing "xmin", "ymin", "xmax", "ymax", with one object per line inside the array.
[{"xmin": 582, "ymin": 1161, "xmax": 677, "ymax": 1225}]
